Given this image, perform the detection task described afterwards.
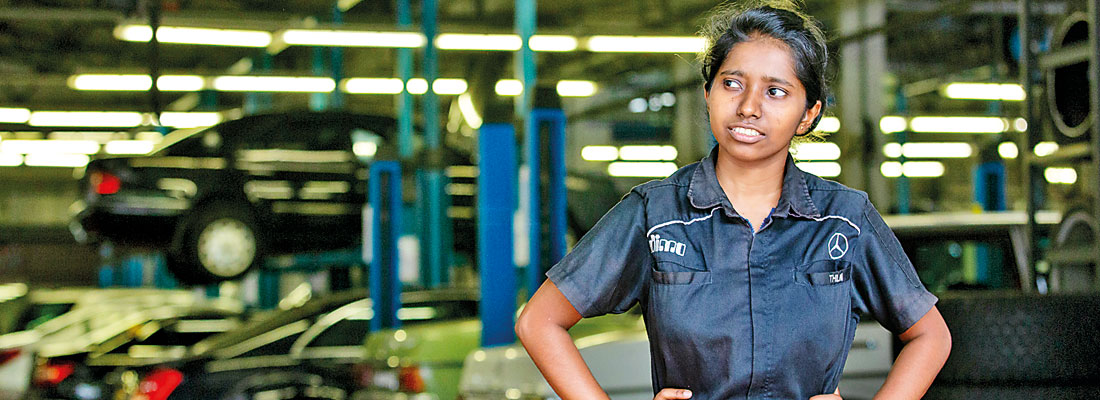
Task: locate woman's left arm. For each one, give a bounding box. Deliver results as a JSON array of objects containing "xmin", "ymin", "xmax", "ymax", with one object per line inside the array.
[{"xmin": 873, "ymin": 305, "xmax": 952, "ymax": 400}]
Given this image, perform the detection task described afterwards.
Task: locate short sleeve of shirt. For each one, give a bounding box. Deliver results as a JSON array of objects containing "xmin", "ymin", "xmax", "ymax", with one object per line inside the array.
[
  {"xmin": 851, "ymin": 199, "xmax": 939, "ymax": 334},
  {"xmin": 546, "ymin": 191, "xmax": 652, "ymax": 317}
]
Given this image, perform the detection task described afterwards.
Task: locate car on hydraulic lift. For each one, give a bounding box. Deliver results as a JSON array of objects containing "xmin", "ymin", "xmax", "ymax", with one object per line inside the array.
[{"xmin": 70, "ymin": 111, "xmax": 621, "ymax": 285}]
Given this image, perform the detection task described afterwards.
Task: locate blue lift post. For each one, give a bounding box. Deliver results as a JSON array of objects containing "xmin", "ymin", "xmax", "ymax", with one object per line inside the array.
[
  {"xmin": 396, "ymin": 0, "xmax": 414, "ymax": 159},
  {"xmin": 525, "ymin": 108, "xmax": 568, "ymax": 298},
  {"xmin": 370, "ymin": 161, "xmax": 403, "ymax": 331},
  {"xmin": 478, "ymin": 123, "xmax": 518, "ymax": 347},
  {"xmin": 419, "ymin": 0, "xmax": 452, "ymax": 288}
]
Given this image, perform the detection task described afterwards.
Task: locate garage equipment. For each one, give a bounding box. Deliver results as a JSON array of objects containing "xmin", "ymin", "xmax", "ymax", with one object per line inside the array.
[{"xmin": 478, "ymin": 121, "xmax": 518, "ymax": 347}]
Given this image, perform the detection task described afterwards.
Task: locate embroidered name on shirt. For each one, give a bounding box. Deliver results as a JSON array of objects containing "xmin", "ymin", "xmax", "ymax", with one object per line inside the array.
[
  {"xmin": 829, "ymin": 272, "xmax": 845, "ymax": 283},
  {"xmin": 648, "ymin": 234, "xmax": 686, "ymax": 256}
]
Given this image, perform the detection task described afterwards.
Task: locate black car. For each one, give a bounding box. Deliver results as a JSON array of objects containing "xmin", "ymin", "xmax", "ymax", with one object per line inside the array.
[
  {"xmin": 70, "ymin": 111, "xmax": 479, "ymax": 284},
  {"xmin": 116, "ymin": 288, "xmax": 478, "ymax": 400}
]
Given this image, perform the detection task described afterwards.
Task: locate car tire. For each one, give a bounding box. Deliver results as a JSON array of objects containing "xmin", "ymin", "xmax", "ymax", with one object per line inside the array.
[
  {"xmin": 1048, "ymin": 205, "xmax": 1098, "ymax": 292},
  {"xmin": 168, "ymin": 203, "xmax": 263, "ymax": 284}
]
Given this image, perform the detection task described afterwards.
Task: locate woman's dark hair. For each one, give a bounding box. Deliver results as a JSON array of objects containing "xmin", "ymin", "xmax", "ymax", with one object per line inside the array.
[{"xmin": 699, "ymin": 0, "xmax": 829, "ymax": 133}]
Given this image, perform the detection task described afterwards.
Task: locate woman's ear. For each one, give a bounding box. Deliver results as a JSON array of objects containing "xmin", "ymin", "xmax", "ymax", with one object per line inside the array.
[{"xmin": 797, "ymin": 100, "xmax": 823, "ymax": 135}]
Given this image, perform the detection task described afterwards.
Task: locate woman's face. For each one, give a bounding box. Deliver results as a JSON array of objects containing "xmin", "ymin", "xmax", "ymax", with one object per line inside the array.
[{"xmin": 705, "ymin": 36, "xmax": 821, "ymax": 166}]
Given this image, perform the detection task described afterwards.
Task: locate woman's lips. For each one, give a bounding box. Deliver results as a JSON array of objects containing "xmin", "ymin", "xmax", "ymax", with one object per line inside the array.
[{"xmin": 728, "ymin": 126, "xmax": 766, "ymax": 144}]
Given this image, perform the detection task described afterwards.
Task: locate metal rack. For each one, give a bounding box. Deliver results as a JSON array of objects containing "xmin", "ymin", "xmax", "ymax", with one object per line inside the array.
[{"xmin": 1019, "ymin": 0, "xmax": 1100, "ymax": 292}]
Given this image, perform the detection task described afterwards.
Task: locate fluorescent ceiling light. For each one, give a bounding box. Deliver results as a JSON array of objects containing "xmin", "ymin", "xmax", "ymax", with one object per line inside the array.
[
  {"xmin": 943, "ymin": 83, "xmax": 1025, "ymax": 101},
  {"xmin": 909, "ymin": 116, "xmax": 1007, "ymax": 133},
  {"xmin": 495, "ymin": 80, "xmax": 523, "ymax": 96},
  {"xmin": 1044, "ymin": 167, "xmax": 1077, "ymax": 184},
  {"xmin": 342, "ymin": 78, "xmax": 405, "ymax": 94},
  {"xmin": 998, "ymin": 142, "xmax": 1019, "ymax": 159},
  {"xmin": 883, "ymin": 143, "xmax": 902, "ymax": 158},
  {"xmin": 115, "ymin": 25, "xmax": 271, "ymax": 47},
  {"xmin": 436, "ymin": 34, "xmax": 522, "ymax": 51},
  {"xmin": 69, "ymin": 74, "xmax": 152, "ymax": 91},
  {"xmin": 281, "ymin": 30, "xmax": 425, "ymax": 48},
  {"xmin": 1034, "ymin": 141, "xmax": 1059, "ymax": 157},
  {"xmin": 1013, "ymin": 118, "xmax": 1028, "ymax": 132},
  {"xmin": 796, "ymin": 161, "xmax": 841, "ymax": 177},
  {"xmin": 114, "ymin": 25, "xmax": 153, "ymax": 41},
  {"xmin": 105, "ymin": 140, "xmax": 155, "ymax": 155},
  {"xmin": 618, "ymin": 145, "xmax": 677, "ymax": 161},
  {"xmin": 158, "ymin": 75, "xmax": 205, "ymax": 91},
  {"xmin": 23, "ymin": 153, "xmax": 90, "ymax": 167},
  {"xmin": 901, "ymin": 142, "xmax": 973, "ymax": 158},
  {"xmin": 160, "ymin": 112, "xmax": 221, "ymax": 128},
  {"xmin": 433, "ymin": 79, "xmax": 468, "ymax": 95},
  {"xmin": 0, "ymin": 108, "xmax": 31, "ymax": 123},
  {"xmin": 457, "ymin": 93, "xmax": 482, "ymax": 129},
  {"xmin": 0, "ymin": 153, "xmax": 23, "ymax": 167},
  {"xmin": 791, "ymin": 142, "xmax": 840, "ymax": 161},
  {"xmin": 557, "ymin": 80, "xmax": 597, "ymax": 97},
  {"xmin": 879, "ymin": 116, "xmax": 907, "ymax": 134},
  {"xmin": 353, "ymin": 142, "xmax": 377, "ymax": 158},
  {"xmin": 607, "ymin": 161, "xmax": 678, "ymax": 177},
  {"xmin": 815, "ymin": 117, "xmax": 841, "ymax": 133},
  {"xmin": 586, "ymin": 36, "xmax": 705, "ymax": 53},
  {"xmin": 406, "ymin": 79, "xmax": 429, "ymax": 95},
  {"xmin": 0, "ymin": 140, "xmax": 99, "ymax": 154},
  {"xmin": 29, "ymin": 112, "xmax": 143, "ymax": 127},
  {"xmin": 529, "ymin": 35, "xmax": 578, "ymax": 51},
  {"xmin": 581, "ymin": 146, "xmax": 618, "ymax": 161},
  {"xmin": 880, "ymin": 161, "xmax": 945, "ymax": 178},
  {"xmin": 212, "ymin": 76, "xmax": 335, "ymax": 92}
]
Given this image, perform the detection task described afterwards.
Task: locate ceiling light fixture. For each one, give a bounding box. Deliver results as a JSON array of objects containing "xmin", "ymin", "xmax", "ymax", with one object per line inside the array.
[
  {"xmin": 529, "ymin": 35, "xmax": 579, "ymax": 52},
  {"xmin": 791, "ymin": 142, "xmax": 841, "ymax": 161},
  {"xmin": 436, "ymin": 34, "xmax": 522, "ymax": 51},
  {"xmin": 556, "ymin": 80, "xmax": 597, "ymax": 97},
  {"xmin": 157, "ymin": 75, "xmax": 206, "ymax": 91},
  {"xmin": 879, "ymin": 116, "xmax": 907, "ymax": 134},
  {"xmin": 211, "ymin": 76, "xmax": 336, "ymax": 92},
  {"xmin": 68, "ymin": 74, "xmax": 152, "ymax": 91},
  {"xmin": 909, "ymin": 116, "xmax": 1007, "ymax": 133},
  {"xmin": 341, "ymin": 78, "xmax": 405, "ymax": 94},
  {"xmin": 815, "ymin": 117, "xmax": 841, "ymax": 133},
  {"xmin": 494, "ymin": 80, "xmax": 523, "ymax": 96},
  {"xmin": 581, "ymin": 146, "xmax": 618, "ymax": 161},
  {"xmin": 432, "ymin": 79, "xmax": 468, "ymax": 95},
  {"xmin": 585, "ymin": 36, "xmax": 705, "ymax": 53},
  {"xmin": 0, "ymin": 108, "xmax": 31, "ymax": 124},
  {"xmin": 23, "ymin": 153, "xmax": 90, "ymax": 168},
  {"xmin": 0, "ymin": 140, "xmax": 100, "ymax": 154},
  {"xmin": 607, "ymin": 161, "xmax": 678, "ymax": 177},
  {"xmin": 159, "ymin": 112, "xmax": 222, "ymax": 128},
  {"xmin": 28, "ymin": 112, "xmax": 144, "ymax": 128},
  {"xmin": 280, "ymin": 30, "xmax": 425, "ymax": 48},
  {"xmin": 618, "ymin": 145, "xmax": 677, "ymax": 161},
  {"xmin": 114, "ymin": 25, "xmax": 272, "ymax": 47},
  {"xmin": 795, "ymin": 162, "xmax": 841, "ymax": 177},
  {"xmin": 942, "ymin": 82, "xmax": 1026, "ymax": 101}
]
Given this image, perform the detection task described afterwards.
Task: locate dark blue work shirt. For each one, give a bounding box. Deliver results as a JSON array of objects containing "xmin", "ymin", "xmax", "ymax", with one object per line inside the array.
[{"xmin": 547, "ymin": 146, "xmax": 937, "ymax": 399}]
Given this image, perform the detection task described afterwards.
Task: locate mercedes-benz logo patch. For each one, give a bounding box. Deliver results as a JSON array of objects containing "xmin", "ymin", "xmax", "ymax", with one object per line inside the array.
[{"xmin": 828, "ymin": 232, "xmax": 849, "ymax": 260}]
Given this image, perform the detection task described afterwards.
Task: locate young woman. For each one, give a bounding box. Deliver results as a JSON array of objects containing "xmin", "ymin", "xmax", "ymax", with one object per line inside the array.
[{"xmin": 515, "ymin": 1, "xmax": 952, "ymax": 399}]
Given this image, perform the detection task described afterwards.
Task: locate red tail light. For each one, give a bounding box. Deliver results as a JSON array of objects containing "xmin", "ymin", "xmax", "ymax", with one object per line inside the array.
[
  {"xmin": 0, "ymin": 349, "xmax": 20, "ymax": 366},
  {"xmin": 90, "ymin": 171, "xmax": 121, "ymax": 195},
  {"xmin": 135, "ymin": 367, "xmax": 182, "ymax": 400},
  {"xmin": 398, "ymin": 365, "xmax": 425, "ymax": 393},
  {"xmin": 33, "ymin": 360, "xmax": 75, "ymax": 387}
]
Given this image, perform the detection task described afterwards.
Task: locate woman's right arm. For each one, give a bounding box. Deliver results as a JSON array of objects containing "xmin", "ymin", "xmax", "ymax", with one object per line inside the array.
[{"xmin": 515, "ymin": 280, "xmax": 609, "ymax": 399}]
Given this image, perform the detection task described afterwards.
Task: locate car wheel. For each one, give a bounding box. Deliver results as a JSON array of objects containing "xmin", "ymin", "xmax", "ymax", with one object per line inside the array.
[{"xmin": 168, "ymin": 204, "xmax": 263, "ymax": 284}]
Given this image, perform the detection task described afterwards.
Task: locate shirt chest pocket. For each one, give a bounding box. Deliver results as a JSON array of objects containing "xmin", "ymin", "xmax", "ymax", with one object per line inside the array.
[
  {"xmin": 651, "ymin": 253, "xmax": 710, "ymax": 285},
  {"xmin": 794, "ymin": 259, "xmax": 854, "ymax": 287}
]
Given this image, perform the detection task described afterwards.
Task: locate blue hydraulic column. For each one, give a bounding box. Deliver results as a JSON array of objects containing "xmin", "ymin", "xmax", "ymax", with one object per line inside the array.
[
  {"xmin": 893, "ymin": 89, "xmax": 910, "ymax": 214},
  {"xmin": 396, "ymin": 0, "xmax": 414, "ymax": 159},
  {"xmin": 370, "ymin": 161, "xmax": 403, "ymax": 331},
  {"xmin": 330, "ymin": 2, "xmax": 345, "ymax": 110},
  {"xmin": 525, "ymin": 108, "xmax": 567, "ymax": 298},
  {"xmin": 310, "ymin": 46, "xmax": 328, "ymax": 111},
  {"xmin": 419, "ymin": 0, "xmax": 451, "ymax": 288},
  {"xmin": 478, "ymin": 123, "xmax": 518, "ymax": 347},
  {"xmin": 515, "ymin": 0, "xmax": 536, "ymax": 119}
]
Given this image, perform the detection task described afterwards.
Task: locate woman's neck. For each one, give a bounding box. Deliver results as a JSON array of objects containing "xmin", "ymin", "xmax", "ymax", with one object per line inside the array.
[{"xmin": 714, "ymin": 151, "xmax": 787, "ymax": 229}]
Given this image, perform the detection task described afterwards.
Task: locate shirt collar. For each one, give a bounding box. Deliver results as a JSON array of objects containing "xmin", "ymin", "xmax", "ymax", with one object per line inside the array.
[{"xmin": 687, "ymin": 146, "xmax": 821, "ymax": 218}]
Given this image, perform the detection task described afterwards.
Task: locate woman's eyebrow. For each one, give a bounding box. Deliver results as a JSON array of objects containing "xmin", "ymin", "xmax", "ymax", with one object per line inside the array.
[{"xmin": 719, "ymin": 70, "xmax": 794, "ymax": 87}]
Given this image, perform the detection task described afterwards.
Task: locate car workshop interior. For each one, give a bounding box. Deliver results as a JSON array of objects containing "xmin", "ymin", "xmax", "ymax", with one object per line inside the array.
[{"xmin": 1, "ymin": 0, "xmax": 1099, "ymax": 399}]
